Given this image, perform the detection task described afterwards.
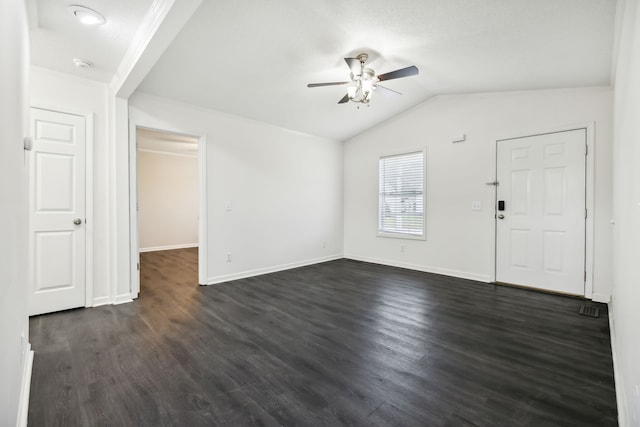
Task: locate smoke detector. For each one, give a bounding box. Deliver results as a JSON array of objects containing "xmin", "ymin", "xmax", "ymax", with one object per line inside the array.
[{"xmin": 72, "ymin": 58, "xmax": 94, "ymax": 69}]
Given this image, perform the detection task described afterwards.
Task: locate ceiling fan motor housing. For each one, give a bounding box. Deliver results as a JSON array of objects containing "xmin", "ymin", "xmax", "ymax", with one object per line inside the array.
[{"xmin": 351, "ymin": 67, "xmax": 376, "ymax": 81}]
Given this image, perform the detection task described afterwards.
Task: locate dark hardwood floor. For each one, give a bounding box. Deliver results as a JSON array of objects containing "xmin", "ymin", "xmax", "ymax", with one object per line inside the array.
[{"xmin": 28, "ymin": 248, "xmax": 617, "ymax": 426}]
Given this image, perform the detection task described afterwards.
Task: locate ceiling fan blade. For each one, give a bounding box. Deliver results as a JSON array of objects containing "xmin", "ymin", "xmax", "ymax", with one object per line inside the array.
[
  {"xmin": 377, "ymin": 65, "xmax": 419, "ymax": 82},
  {"xmin": 374, "ymin": 84, "xmax": 402, "ymax": 95},
  {"xmin": 338, "ymin": 94, "xmax": 350, "ymax": 104},
  {"xmin": 344, "ymin": 57, "xmax": 360, "ymax": 74},
  {"xmin": 307, "ymin": 82, "xmax": 349, "ymax": 88}
]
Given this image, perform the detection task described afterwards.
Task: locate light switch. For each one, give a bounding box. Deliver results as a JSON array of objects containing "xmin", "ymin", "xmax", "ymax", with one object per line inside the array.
[
  {"xmin": 471, "ymin": 201, "xmax": 482, "ymax": 211},
  {"xmin": 452, "ymin": 134, "xmax": 466, "ymax": 143},
  {"xmin": 225, "ymin": 202, "xmax": 232, "ymax": 211}
]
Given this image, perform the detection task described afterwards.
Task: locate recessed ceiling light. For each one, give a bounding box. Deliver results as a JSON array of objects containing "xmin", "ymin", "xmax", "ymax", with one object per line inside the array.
[
  {"xmin": 68, "ymin": 5, "xmax": 106, "ymax": 26},
  {"xmin": 73, "ymin": 58, "xmax": 94, "ymax": 69}
]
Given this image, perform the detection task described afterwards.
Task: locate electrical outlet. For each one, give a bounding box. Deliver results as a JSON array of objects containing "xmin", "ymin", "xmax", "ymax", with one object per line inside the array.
[
  {"xmin": 226, "ymin": 252, "xmax": 232, "ymax": 262},
  {"xmin": 400, "ymin": 245, "xmax": 405, "ymax": 253},
  {"xmin": 471, "ymin": 201, "xmax": 482, "ymax": 211}
]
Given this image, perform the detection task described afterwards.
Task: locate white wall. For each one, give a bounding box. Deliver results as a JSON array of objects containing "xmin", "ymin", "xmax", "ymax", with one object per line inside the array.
[
  {"xmin": 611, "ymin": 0, "xmax": 640, "ymax": 424},
  {"xmin": 30, "ymin": 67, "xmax": 111, "ymax": 305},
  {"xmin": 138, "ymin": 150, "xmax": 199, "ymax": 251},
  {"xmin": 0, "ymin": 0, "xmax": 30, "ymax": 424},
  {"xmin": 129, "ymin": 92, "xmax": 344, "ymax": 284},
  {"xmin": 344, "ymin": 87, "xmax": 613, "ymax": 299}
]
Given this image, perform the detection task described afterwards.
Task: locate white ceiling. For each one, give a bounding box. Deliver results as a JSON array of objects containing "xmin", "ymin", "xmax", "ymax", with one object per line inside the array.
[
  {"xmin": 29, "ymin": 0, "xmax": 617, "ymax": 141},
  {"xmin": 28, "ymin": 0, "xmax": 153, "ymax": 81}
]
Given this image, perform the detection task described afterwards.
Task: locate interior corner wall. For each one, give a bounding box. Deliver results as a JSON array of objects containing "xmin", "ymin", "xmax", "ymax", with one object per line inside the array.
[
  {"xmin": 0, "ymin": 0, "xmax": 30, "ymax": 424},
  {"xmin": 129, "ymin": 92, "xmax": 344, "ymax": 283},
  {"xmin": 29, "ymin": 67, "xmax": 111, "ymax": 305},
  {"xmin": 612, "ymin": 0, "xmax": 640, "ymax": 424},
  {"xmin": 344, "ymin": 87, "xmax": 613, "ymax": 297},
  {"xmin": 138, "ymin": 150, "xmax": 199, "ymax": 251}
]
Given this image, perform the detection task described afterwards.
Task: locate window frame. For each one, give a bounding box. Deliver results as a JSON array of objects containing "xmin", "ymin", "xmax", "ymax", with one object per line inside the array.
[{"xmin": 377, "ymin": 148, "xmax": 426, "ymax": 240}]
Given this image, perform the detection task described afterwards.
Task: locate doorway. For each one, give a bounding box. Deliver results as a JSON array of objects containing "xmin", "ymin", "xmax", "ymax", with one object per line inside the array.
[
  {"xmin": 495, "ymin": 128, "xmax": 587, "ymax": 296},
  {"xmin": 133, "ymin": 127, "xmax": 202, "ymax": 296}
]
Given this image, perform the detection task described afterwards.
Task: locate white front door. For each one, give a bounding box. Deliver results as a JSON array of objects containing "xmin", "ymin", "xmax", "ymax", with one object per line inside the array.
[
  {"xmin": 495, "ymin": 129, "xmax": 586, "ymax": 295},
  {"xmin": 28, "ymin": 108, "xmax": 86, "ymax": 315}
]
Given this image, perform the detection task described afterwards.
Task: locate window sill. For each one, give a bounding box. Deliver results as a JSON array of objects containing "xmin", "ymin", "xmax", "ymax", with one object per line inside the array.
[{"xmin": 377, "ymin": 232, "xmax": 425, "ymax": 241}]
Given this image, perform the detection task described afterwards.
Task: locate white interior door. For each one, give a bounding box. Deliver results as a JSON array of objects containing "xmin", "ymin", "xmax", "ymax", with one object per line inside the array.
[
  {"xmin": 28, "ymin": 108, "xmax": 86, "ymax": 315},
  {"xmin": 495, "ymin": 129, "xmax": 586, "ymax": 295}
]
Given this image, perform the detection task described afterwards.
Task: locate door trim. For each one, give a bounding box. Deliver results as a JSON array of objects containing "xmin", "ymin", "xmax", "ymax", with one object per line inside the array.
[
  {"xmin": 489, "ymin": 122, "xmax": 595, "ymax": 299},
  {"xmin": 85, "ymin": 113, "xmax": 94, "ymax": 307},
  {"xmin": 128, "ymin": 120, "xmax": 208, "ymax": 299},
  {"xmin": 29, "ymin": 106, "xmax": 94, "ymax": 308}
]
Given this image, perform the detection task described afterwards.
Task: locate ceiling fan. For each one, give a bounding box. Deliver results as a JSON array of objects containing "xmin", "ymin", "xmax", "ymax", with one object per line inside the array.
[{"xmin": 307, "ymin": 53, "xmax": 419, "ymax": 106}]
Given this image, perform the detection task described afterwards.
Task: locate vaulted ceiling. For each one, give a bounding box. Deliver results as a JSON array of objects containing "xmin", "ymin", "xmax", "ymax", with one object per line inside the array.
[{"xmin": 28, "ymin": 0, "xmax": 618, "ymax": 141}]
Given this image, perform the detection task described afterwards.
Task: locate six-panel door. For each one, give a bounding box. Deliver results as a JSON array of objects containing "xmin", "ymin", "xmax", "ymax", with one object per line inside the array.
[
  {"xmin": 496, "ymin": 129, "xmax": 586, "ymax": 295},
  {"xmin": 28, "ymin": 108, "xmax": 86, "ymax": 315}
]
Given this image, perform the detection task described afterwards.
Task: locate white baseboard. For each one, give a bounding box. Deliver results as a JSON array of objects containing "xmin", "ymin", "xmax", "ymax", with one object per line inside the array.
[
  {"xmin": 93, "ymin": 295, "xmax": 130, "ymax": 307},
  {"xmin": 139, "ymin": 243, "xmax": 198, "ymax": 253},
  {"xmin": 591, "ymin": 293, "xmax": 611, "ymax": 303},
  {"xmin": 344, "ymin": 254, "xmax": 492, "ymax": 283},
  {"xmin": 608, "ymin": 303, "xmax": 628, "ymax": 427},
  {"xmin": 17, "ymin": 346, "xmax": 34, "ymax": 427},
  {"xmin": 207, "ymin": 254, "xmax": 343, "ymax": 285},
  {"xmin": 114, "ymin": 294, "xmax": 134, "ymax": 305},
  {"xmin": 92, "ymin": 296, "xmax": 111, "ymax": 307}
]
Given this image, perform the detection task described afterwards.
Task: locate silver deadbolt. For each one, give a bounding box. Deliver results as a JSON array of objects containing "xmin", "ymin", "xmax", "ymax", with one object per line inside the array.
[
  {"xmin": 497, "ymin": 214, "xmax": 505, "ymax": 220},
  {"xmin": 73, "ymin": 218, "xmax": 83, "ymax": 225}
]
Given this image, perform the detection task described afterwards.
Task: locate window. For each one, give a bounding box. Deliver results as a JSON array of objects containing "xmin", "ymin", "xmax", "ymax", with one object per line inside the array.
[{"xmin": 378, "ymin": 150, "xmax": 425, "ymax": 238}]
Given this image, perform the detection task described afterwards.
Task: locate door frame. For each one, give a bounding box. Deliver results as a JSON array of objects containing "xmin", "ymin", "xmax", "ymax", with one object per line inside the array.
[
  {"xmin": 28, "ymin": 106, "xmax": 94, "ymax": 308},
  {"xmin": 489, "ymin": 122, "xmax": 595, "ymax": 299},
  {"xmin": 128, "ymin": 119, "xmax": 208, "ymax": 298}
]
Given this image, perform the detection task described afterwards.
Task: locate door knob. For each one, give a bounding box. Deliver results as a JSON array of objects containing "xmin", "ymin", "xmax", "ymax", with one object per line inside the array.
[
  {"xmin": 497, "ymin": 214, "xmax": 505, "ymax": 219},
  {"xmin": 73, "ymin": 218, "xmax": 82, "ymax": 225}
]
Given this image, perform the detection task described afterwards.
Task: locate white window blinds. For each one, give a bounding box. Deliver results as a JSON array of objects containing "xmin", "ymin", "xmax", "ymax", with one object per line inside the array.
[{"xmin": 378, "ymin": 151, "xmax": 424, "ymax": 237}]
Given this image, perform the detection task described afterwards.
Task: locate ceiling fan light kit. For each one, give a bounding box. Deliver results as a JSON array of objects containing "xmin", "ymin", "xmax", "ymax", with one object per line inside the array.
[
  {"xmin": 307, "ymin": 53, "xmax": 419, "ymax": 107},
  {"xmin": 347, "ymin": 54, "xmax": 374, "ymax": 106}
]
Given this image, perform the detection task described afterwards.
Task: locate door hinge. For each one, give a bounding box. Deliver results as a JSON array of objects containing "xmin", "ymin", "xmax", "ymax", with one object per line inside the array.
[
  {"xmin": 584, "ymin": 271, "xmax": 587, "ymax": 282},
  {"xmin": 585, "ymin": 145, "xmax": 588, "ymax": 155},
  {"xmin": 585, "ymin": 209, "xmax": 588, "ymax": 219},
  {"xmin": 137, "ymin": 263, "xmax": 140, "ymax": 271}
]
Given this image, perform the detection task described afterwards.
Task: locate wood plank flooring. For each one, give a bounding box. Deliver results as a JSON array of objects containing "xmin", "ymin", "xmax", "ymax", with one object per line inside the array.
[{"xmin": 28, "ymin": 248, "xmax": 617, "ymax": 426}]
